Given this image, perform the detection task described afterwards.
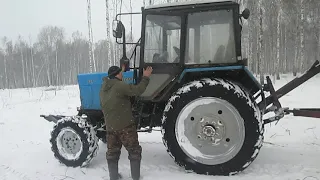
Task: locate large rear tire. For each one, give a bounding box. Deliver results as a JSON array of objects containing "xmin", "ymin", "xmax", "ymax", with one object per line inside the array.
[
  {"xmin": 161, "ymin": 78, "xmax": 264, "ymax": 175},
  {"xmin": 50, "ymin": 116, "xmax": 99, "ymax": 167}
]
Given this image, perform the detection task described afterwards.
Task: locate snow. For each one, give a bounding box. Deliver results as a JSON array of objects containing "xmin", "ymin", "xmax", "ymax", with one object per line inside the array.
[
  {"xmin": 175, "ymin": 80, "xmax": 203, "ymax": 95},
  {"xmin": 1, "ymin": 74, "xmax": 320, "ymax": 180}
]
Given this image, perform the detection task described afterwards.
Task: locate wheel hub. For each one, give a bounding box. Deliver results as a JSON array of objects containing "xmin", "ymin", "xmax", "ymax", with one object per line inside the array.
[
  {"xmin": 63, "ymin": 135, "xmax": 80, "ymax": 154},
  {"xmin": 56, "ymin": 127, "xmax": 83, "ymax": 160},
  {"xmin": 197, "ymin": 115, "xmax": 225, "ymax": 145},
  {"xmin": 175, "ymin": 97, "xmax": 245, "ymax": 165},
  {"xmin": 202, "ymin": 125, "xmax": 216, "ymax": 137}
]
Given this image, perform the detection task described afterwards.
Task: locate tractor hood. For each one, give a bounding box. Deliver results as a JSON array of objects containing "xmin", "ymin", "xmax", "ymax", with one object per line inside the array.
[{"xmin": 77, "ymin": 71, "xmax": 134, "ymax": 110}]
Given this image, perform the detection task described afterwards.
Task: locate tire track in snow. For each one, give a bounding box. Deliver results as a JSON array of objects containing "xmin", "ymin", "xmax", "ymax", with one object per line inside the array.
[
  {"xmin": 138, "ymin": 141, "xmax": 183, "ymax": 173},
  {"xmin": 0, "ymin": 164, "xmax": 32, "ymax": 180},
  {"xmin": 140, "ymin": 141, "xmax": 163, "ymax": 145},
  {"xmin": 117, "ymin": 164, "xmax": 182, "ymax": 173}
]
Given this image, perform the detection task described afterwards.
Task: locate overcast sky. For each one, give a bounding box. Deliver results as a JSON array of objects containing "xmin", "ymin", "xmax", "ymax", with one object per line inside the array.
[{"xmin": 0, "ymin": 0, "xmax": 144, "ymax": 43}]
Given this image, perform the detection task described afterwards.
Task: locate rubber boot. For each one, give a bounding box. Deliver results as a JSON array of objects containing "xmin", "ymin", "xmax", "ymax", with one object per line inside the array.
[
  {"xmin": 130, "ymin": 160, "xmax": 141, "ymax": 180},
  {"xmin": 107, "ymin": 159, "xmax": 122, "ymax": 180}
]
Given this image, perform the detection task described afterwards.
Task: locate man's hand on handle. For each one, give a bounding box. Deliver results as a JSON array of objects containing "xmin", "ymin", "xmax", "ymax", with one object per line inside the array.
[
  {"xmin": 143, "ymin": 66, "xmax": 153, "ymax": 77},
  {"xmin": 121, "ymin": 64, "xmax": 126, "ymax": 72}
]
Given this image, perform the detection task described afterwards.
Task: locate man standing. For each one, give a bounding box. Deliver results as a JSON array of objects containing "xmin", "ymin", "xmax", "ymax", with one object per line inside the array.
[{"xmin": 100, "ymin": 65, "xmax": 153, "ymax": 180}]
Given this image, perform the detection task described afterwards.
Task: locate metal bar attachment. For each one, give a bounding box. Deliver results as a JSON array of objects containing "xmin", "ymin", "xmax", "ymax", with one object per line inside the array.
[
  {"xmin": 285, "ymin": 108, "xmax": 320, "ymax": 118},
  {"xmin": 259, "ymin": 60, "xmax": 320, "ymax": 109}
]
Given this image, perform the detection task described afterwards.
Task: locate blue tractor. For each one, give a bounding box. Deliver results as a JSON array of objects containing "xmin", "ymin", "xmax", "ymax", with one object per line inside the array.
[{"xmin": 41, "ymin": 0, "xmax": 320, "ymax": 176}]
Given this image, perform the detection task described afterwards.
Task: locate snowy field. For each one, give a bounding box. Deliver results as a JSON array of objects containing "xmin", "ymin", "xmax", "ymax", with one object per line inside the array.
[{"xmin": 1, "ymin": 74, "xmax": 320, "ymax": 180}]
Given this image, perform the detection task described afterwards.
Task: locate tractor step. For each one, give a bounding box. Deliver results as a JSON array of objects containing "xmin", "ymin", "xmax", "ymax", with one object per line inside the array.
[{"xmin": 284, "ymin": 108, "xmax": 320, "ymax": 118}]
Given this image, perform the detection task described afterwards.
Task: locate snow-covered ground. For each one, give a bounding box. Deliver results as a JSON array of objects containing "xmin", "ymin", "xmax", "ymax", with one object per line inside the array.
[{"xmin": 1, "ymin": 74, "xmax": 320, "ymax": 180}]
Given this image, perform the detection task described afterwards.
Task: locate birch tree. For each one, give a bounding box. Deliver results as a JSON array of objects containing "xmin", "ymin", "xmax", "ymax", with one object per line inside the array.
[{"xmin": 37, "ymin": 26, "xmax": 65, "ymax": 86}]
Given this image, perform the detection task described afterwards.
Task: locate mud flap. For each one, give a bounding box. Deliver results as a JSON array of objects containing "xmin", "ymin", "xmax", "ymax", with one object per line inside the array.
[{"xmin": 40, "ymin": 115, "xmax": 65, "ymax": 124}]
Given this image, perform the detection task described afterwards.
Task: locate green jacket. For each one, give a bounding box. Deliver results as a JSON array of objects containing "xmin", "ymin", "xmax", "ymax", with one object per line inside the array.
[{"xmin": 99, "ymin": 76, "xmax": 150, "ymax": 131}]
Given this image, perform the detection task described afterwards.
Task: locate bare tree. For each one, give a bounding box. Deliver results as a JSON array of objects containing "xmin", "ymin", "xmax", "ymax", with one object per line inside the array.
[
  {"xmin": 37, "ymin": 26, "xmax": 65, "ymax": 86},
  {"xmin": 1, "ymin": 0, "xmax": 319, "ymax": 89},
  {"xmin": 258, "ymin": 0, "xmax": 264, "ymax": 84},
  {"xmin": 1, "ymin": 37, "xmax": 8, "ymax": 88}
]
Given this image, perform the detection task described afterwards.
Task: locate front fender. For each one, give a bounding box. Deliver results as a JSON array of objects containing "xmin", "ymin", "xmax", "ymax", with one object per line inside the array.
[{"xmin": 40, "ymin": 115, "xmax": 66, "ymax": 124}]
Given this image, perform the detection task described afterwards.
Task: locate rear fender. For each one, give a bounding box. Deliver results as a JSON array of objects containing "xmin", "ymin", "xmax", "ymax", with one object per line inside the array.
[{"xmin": 178, "ymin": 65, "xmax": 262, "ymax": 96}]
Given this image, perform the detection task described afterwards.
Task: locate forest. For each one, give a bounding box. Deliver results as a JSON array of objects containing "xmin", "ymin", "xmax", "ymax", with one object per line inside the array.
[{"xmin": 0, "ymin": 0, "xmax": 319, "ymax": 89}]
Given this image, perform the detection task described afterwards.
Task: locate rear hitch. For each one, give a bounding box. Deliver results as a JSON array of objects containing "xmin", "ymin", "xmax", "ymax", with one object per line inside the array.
[
  {"xmin": 284, "ymin": 108, "xmax": 320, "ymax": 118},
  {"xmin": 261, "ymin": 76, "xmax": 286, "ymax": 125},
  {"xmin": 259, "ymin": 60, "xmax": 320, "ymax": 124},
  {"xmin": 40, "ymin": 115, "xmax": 65, "ymax": 124}
]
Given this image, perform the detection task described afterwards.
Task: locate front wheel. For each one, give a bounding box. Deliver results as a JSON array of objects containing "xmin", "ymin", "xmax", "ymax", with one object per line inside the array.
[
  {"xmin": 50, "ymin": 116, "xmax": 99, "ymax": 167},
  {"xmin": 161, "ymin": 78, "xmax": 264, "ymax": 176}
]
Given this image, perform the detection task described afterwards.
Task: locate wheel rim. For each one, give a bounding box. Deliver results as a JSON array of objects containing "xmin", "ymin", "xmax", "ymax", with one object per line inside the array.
[
  {"xmin": 175, "ymin": 97, "xmax": 245, "ymax": 165},
  {"xmin": 56, "ymin": 127, "xmax": 83, "ymax": 160}
]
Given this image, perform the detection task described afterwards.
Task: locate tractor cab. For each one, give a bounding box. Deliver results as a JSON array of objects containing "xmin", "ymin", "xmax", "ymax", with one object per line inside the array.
[{"xmin": 113, "ymin": 0, "xmax": 250, "ymax": 101}]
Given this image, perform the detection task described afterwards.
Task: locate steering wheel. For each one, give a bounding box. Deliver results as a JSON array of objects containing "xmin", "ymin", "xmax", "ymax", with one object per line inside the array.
[
  {"xmin": 173, "ymin": 46, "xmax": 180, "ymax": 55},
  {"xmin": 173, "ymin": 46, "xmax": 193, "ymax": 63},
  {"xmin": 172, "ymin": 46, "xmax": 180, "ymax": 63}
]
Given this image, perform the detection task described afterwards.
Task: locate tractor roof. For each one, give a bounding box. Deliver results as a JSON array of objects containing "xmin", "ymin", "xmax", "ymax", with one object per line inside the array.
[{"xmin": 145, "ymin": 0, "xmax": 237, "ymax": 10}]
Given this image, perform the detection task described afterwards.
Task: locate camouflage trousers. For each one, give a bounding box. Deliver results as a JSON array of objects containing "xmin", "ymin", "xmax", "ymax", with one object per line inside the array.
[{"xmin": 106, "ymin": 124, "xmax": 142, "ymax": 161}]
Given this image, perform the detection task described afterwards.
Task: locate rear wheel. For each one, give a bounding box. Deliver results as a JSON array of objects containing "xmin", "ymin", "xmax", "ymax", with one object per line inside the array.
[{"xmin": 161, "ymin": 78, "xmax": 264, "ymax": 175}]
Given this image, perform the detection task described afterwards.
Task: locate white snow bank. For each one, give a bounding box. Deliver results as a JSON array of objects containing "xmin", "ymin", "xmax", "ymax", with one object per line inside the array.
[{"xmin": 1, "ymin": 74, "xmax": 320, "ymax": 180}]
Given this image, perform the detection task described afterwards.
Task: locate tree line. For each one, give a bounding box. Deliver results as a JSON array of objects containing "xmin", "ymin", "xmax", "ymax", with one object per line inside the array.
[
  {"xmin": 241, "ymin": 0, "xmax": 319, "ymax": 82},
  {"xmin": 0, "ymin": 0, "xmax": 319, "ymax": 89},
  {"xmin": 0, "ymin": 26, "xmax": 133, "ymax": 89}
]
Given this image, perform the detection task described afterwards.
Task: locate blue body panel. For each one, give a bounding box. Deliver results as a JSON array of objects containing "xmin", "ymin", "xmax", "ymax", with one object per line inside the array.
[
  {"xmin": 78, "ymin": 65, "xmax": 261, "ymax": 110},
  {"xmin": 178, "ymin": 65, "xmax": 261, "ymax": 88},
  {"xmin": 77, "ymin": 70, "xmax": 135, "ymax": 110}
]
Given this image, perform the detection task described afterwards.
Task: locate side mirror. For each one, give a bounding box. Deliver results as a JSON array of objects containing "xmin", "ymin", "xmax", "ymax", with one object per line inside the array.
[
  {"xmin": 241, "ymin": 8, "xmax": 250, "ymax": 19},
  {"xmin": 112, "ymin": 20, "xmax": 124, "ymax": 38}
]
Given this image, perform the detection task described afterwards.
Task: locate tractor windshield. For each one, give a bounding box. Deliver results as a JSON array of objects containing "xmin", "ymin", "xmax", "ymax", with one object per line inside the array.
[
  {"xmin": 185, "ymin": 9, "xmax": 236, "ymax": 65},
  {"xmin": 144, "ymin": 15, "xmax": 181, "ymax": 63}
]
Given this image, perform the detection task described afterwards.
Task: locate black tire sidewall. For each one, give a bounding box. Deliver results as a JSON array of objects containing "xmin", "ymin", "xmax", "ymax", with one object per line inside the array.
[
  {"xmin": 50, "ymin": 120, "xmax": 92, "ymax": 167},
  {"xmin": 162, "ymin": 78, "xmax": 263, "ymax": 175}
]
